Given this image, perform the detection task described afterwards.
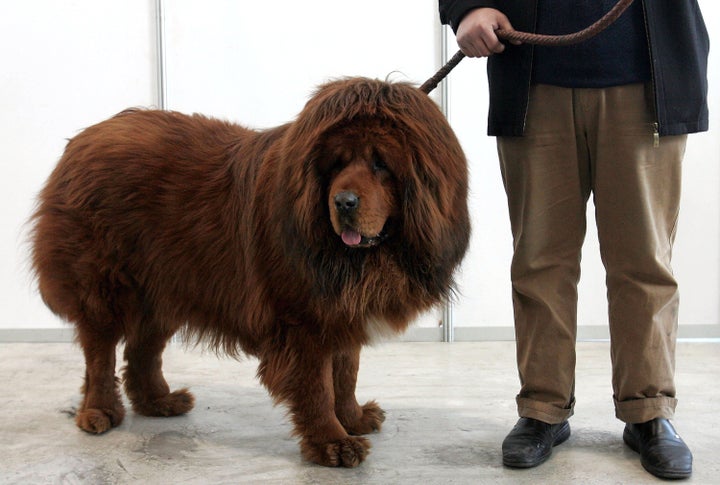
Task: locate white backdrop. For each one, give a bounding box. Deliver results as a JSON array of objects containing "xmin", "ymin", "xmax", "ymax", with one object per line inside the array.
[{"xmin": 1, "ymin": 0, "xmax": 718, "ymax": 340}]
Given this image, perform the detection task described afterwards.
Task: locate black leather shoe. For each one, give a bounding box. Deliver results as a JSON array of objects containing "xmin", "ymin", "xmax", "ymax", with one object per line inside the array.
[
  {"xmin": 502, "ymin": 417, "xmax": 571, "ymax": 468},
  {"xmin": 623, "ymin": 418, "xmax": 692, "ymax": 479}
]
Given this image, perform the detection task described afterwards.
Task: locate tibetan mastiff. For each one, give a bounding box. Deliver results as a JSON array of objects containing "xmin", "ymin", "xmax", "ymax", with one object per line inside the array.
[{"xmin": 30, "ymin": 77, "xmax": 470, "ymax": 467}]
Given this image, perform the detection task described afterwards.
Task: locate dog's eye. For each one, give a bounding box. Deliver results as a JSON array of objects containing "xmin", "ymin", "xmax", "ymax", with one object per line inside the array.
[
  {"xmin": 372, "ymin": 157, "xmax": 388, "ymax": 173},
  {"xmin": 330, "ymin": 158, "xmax": 345, "ymax": 173}
]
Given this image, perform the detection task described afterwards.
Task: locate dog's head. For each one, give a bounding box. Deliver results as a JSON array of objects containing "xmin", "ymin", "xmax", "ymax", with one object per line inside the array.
[
  {"xmin": 273, "ymin": 77, "xmax": 470, "ymax": 290},
  {"xmin": 321, "ymin": 120, "xmax": 400, "ymax": 249}
]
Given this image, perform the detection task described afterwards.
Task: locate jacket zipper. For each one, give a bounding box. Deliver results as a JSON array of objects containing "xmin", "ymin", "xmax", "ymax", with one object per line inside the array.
[
  {"xmin": 653, "ymin": 123, "xmax": 659, "ymax": 148},
  {"xmin": 641, "ymin": 0, "xmax": 660, "ymax": 147}
]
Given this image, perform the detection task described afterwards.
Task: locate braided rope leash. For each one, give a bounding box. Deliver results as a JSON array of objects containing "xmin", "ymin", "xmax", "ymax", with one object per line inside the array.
[{"xmin": 420, "ymin": 0, "xmax": 635, "ymax": 94}]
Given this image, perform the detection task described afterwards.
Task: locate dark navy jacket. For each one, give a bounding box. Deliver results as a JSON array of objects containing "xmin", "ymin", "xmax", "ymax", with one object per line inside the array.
[{"xmin": 439, "ymin": 0, "xmax": 710, "ymax": 137}]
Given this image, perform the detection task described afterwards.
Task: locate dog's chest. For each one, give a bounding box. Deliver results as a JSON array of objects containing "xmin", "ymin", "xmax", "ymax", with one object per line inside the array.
[{"xmin": 363, "ymin": 317, "xmax": 398, "ymax": 344}]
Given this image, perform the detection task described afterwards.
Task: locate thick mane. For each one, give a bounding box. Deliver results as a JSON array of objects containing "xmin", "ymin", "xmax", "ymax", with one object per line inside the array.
[{"xmin": 252, "ymin": 78, "xmax": 470, "ymax": 337}]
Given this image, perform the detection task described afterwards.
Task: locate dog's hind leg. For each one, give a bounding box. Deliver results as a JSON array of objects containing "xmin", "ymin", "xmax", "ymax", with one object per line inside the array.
[
  {"xmin": 122, "ymin": 324, "xmax": 194, "ymax": 417},
  {"xmin": 75, "ymin": 325, "xmax": 126, "ymax": 434},
  {"xmin": 333, "ymin": 346, "xmax": 385, "ymax": 435}
]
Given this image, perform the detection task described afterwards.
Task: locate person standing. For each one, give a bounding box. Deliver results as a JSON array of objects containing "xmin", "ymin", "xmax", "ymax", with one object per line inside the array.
[{"xmin": 438, "ymin": 0, "xmax": 709, "ymax": 479}]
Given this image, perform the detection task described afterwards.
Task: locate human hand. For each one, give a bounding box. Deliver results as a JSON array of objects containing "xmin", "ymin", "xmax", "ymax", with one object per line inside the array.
[{"xmin": 455, "ymin": 8, "xmax": 520, "ymax": 57}]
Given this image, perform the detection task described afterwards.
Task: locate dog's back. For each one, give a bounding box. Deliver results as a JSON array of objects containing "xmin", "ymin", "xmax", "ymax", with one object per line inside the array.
[{"xmin": 31, "ymin": 109, "xmax": 266, "ymax": 348}]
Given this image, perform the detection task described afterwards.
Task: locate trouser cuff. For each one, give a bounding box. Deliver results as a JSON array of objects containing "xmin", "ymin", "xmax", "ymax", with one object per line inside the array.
[
  {"xmin": 517, "ymin": 396, "xmax": 574, "ymax": 424},
  {"xmin": 614, "ymin": 396, "xmax": 677, "ymax": 424}
]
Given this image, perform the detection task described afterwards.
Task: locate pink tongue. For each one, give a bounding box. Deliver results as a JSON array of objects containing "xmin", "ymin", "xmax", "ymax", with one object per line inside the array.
[{"xmin": 341, "ymin": 229, "xmax": 362, "ymax": 246}]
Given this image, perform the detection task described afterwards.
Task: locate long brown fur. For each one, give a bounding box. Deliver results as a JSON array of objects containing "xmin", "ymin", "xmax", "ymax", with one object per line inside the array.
[{"xmin": 30, "ymin": 77, "xmax": 470, "ymax": 467}]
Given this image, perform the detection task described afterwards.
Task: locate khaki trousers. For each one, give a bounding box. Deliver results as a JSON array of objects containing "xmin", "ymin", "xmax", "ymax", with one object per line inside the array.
[{"xmin": 497, "ymin": 84, "xmax": 686, "ymax": 424}]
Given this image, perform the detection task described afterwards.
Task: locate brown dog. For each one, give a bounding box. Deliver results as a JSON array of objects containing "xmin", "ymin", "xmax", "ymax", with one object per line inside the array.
[{"xmin": 30, "ymin": 77, "xmax": 470, "ymax": 467}]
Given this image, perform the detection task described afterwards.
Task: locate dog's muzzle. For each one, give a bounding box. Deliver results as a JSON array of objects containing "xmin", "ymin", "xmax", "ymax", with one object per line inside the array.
[{"xmin": 334, "ymin": 191, "xmax": 387, "ymax": 248}]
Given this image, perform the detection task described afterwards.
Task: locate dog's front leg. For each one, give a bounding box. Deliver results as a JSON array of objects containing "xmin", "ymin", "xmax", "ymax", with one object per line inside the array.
[
  {"xmin": 258, "ymin": 345, "xmax": 371, "ymax": 467},
  {"xmin": 333, "ymin": 345, "xmax": 385, "ymax": 435}
]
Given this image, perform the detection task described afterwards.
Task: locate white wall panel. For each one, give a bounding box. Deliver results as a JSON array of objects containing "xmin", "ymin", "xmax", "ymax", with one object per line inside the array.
[{"xmin": 163, "ymin": 0, "xmax": 438, "ymax": 128}]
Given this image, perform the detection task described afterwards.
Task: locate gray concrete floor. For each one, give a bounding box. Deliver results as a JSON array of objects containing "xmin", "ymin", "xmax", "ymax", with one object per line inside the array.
[{"xmin": 1, "ymin": 340, "xmax": 718, "ymax": 484}]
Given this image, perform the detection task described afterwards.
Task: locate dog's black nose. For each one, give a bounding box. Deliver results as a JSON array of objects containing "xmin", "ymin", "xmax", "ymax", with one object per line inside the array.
[{"xmin": 334, "ymin": 191, "xmax": 359, "ymax": 213}]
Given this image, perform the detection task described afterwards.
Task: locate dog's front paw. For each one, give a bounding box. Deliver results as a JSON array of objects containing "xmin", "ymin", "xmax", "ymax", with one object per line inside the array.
[
  {"xmin": 130, "ymin": 388, "xmax": 195, "ymax": 417},
  {"xmin": 341, "ymin": 400, "xmax": 386, "ymax": 435},
  {"xmin": 76, "ymin": 406, "xmax": 125, "ymax": 434},
  {"xmin": 301, "ymin": 435, "xmax": 371, "ymax": 467}
]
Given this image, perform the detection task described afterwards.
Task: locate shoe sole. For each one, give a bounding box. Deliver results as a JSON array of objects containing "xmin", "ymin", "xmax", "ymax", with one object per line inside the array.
[
  {"xmin": 503, "ymin": 421, "xmax": 571, "ymax": 468},
  {"xmin": 623, "ymin": 428, "xmax": 692, "ymax": 479}
]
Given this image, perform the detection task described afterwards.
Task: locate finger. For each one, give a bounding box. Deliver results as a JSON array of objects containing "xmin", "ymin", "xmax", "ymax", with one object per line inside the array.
[
  {"xmin": 496, "ymin": 17, "xmax": 522, "ymax": 46},
  {"xmin": 479, "ymin": 28, "xmax": 505, "ymax": 54},
  {"xmin": 461, "ymin": 39, "xmax": 492, "ymax": 58},
  {"xmin": 460, "ymin": 30, "xmax": 504, "ymax": 57},
  {"xmin": 489, "ymin": 38, "xmax": 507, "ymax": 54},
  {"xmin": 480, "ymin": 34, "xmax": 505, "ymax": 56}
]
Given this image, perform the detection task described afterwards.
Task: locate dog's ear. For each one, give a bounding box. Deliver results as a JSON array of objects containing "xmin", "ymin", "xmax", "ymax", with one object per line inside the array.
[
  {"xmin": 270, "ymin": 82, "xmax": 351, "ymax": 246},
  {"xmin": 280, "ymin": 78, "xmax": 382, "ymax": 168},
  {"xmin": 393, "ymin": 89, "xmax": 470, "ymax": 295}
]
